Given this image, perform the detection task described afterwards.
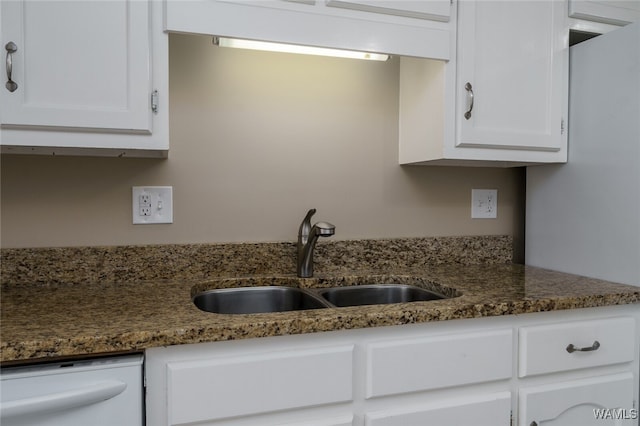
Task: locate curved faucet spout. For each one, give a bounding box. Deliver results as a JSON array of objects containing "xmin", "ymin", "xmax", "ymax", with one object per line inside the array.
[
  {"xmin": 297, "ymin": 209, "xmax": 335, "ymax": 278},
  {"xmin": 298, "ymin": 208, "xmax": 317, "ymax": 246}
]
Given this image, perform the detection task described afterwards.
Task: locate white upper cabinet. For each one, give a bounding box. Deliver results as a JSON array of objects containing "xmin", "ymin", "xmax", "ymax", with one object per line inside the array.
[
  {"xmin": 325, "ymin": 0, "xmax": 451, "ymax": 22},
  {"xmin": 569, "ymin": 0, "xmax": 640, "ymax": 25},
  {"xmin": 0, "ymin": 0, "xmax": 168, "ymax": 157},
  {"xmin": 1, "ymin": 0, "xmax": 150, "ymax": 131},
  {"xmin": 164, "ymin": 0, "xmax": 453, "ymax": 60},
  {"xmin": 400, "ymin": 0, "xmax": 569, "ymax": 166},
  {"xmin": 456, "ymin": 0, "xmax": 566, "ymax": 156}
]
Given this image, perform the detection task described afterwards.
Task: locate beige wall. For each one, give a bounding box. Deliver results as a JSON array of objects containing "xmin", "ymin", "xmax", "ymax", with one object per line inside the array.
[{"xmin": 1, "ymin": 33, "xmax": 525, "ymax": 257}]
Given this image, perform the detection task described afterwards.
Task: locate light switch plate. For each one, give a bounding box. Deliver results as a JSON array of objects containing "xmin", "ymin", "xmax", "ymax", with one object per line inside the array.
[
  {"xmin": 132, "ymin": 186, "xmax": 173, "ymax": 224},
  {"xmin": 471, "ymin": 189, "xmax": 497, "ymax": 219}
]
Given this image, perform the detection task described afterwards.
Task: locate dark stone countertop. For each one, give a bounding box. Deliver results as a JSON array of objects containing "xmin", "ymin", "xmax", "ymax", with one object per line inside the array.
[{"xmin": 2, "ymin": 264, "xmax": 638, "ymax": 363}]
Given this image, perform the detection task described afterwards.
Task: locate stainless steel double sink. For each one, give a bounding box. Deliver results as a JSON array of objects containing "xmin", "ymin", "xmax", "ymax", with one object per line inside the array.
[{"xmin": 193, "ymin": 283, "xmax": 455, "ymax": 315}]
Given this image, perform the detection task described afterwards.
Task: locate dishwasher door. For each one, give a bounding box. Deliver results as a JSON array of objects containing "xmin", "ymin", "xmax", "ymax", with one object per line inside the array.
[{"xmin": 0, "ymin": 354, "xmax": 143, "ymax": 426}]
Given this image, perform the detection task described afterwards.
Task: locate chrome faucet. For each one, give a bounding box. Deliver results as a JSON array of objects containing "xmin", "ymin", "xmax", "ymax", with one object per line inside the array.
[{"xmin": 297, "ymin": 208, "xmax": 335, "ymax": 278}]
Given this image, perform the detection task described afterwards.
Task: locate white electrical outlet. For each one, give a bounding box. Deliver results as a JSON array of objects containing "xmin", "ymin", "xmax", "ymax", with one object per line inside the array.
[
  {"xmin": 132, "ymin": 186, "xmax": 173, "ymax": 224},
  {"xmin": 471, "ymin": 189, "xmax": 497, "ymax": 219}
]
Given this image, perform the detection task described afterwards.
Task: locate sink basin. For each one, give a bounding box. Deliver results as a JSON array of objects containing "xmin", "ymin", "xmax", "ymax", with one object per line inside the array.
[
  {"xmin": 317, "ymin": 284, "xmax": 446, "ymax": 307},
  {"xmin": 193, "ymin": 286, "xmax": 331, "ymax": 314}
]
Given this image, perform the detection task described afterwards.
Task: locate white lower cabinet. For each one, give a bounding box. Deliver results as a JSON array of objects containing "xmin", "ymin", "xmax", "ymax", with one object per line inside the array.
[
  {"xmin": 518, "ymin": 315, "xmax": 639, "ymax": 426},
  {"xmin": 145, "ymin": 306, "xmax": 639, "ymax": 426},
  {"xmin": 519, "ymin": 373, "xmax": 636, "ymax": 426}
]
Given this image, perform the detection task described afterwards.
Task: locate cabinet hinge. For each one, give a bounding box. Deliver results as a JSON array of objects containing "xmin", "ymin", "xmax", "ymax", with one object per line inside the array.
[
  {"xmin": 510, "ymin": 410, "xmax": 513, "ymax": 426},
  {"xmin": 561, "ymin": 118, "xmax": 565, "ymax": 135},
  {"xmin": 151, "ymin": 90, "xmax": 159, "ymax": 114}
]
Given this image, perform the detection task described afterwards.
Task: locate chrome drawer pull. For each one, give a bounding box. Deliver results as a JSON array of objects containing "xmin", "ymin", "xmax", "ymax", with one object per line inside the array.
[
  {"xmin": 566, "ymin": 340, "xmax": 600, "ymax": 353},
  {"xmin": 464, "ymin": 82, "xmax": 474, "ymax": 120},
  {"xmin": 5, "ymin": 41, "xmax": 18, "ymax": 92}
]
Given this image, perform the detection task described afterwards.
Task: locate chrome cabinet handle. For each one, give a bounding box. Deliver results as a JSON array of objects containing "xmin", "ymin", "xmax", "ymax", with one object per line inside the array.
[
  {"xmin": 566, "ymin": 340, "xmax": 600, "ymax": 353},
  {"xmin": 5, "ymin": 41, "xmax": 18, "ymax": 92},
  {"xmin": 464, "ymin": 82, "xmax": 474, "ymax": 119}
]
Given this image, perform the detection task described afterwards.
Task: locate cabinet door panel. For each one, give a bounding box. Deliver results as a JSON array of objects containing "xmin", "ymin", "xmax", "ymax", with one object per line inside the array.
[
  {"xmin": 166, "ymin": 345, "xmax": 354, "ymax": 425},
  {"xmin": 0, "ymin": 0, "xmax": 151, "ymax": 132},
  {"xmin": 519, "ymin": 373, "xmax": 635, "ymax": 426},
  {"xmin": 457, "ymin": 0, "xmax": 566, "ymax": 152}
]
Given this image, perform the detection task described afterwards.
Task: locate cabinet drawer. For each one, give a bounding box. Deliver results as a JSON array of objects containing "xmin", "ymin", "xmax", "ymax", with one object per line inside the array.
[
  {"xmin": 166, "ymin": 345, "xmax": 354, "ymax": 425},
  {"xmin": 364, "ymin": 391, "xmax": 511, "ymax": 426},
  {"xmin": 273, "ymin": 416, "xmax": 354, "ymax": 426},
  {"xmin": 519, "ymin": 317, "xmax": 636, "ymax": 377},
  {"xmin": 366, "ymin": 329, "xmax": 513, "ymax": 398}
]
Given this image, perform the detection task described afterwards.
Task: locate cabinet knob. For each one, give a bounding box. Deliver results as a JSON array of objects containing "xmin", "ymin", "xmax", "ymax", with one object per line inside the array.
[
  {"xmin": 5, "ymin": 41, "xmax": 18, "ymax": 93},
  {"xmin": 566, "ymin": 340, "xmax": 600, "ymax": 353},
  {"xmin": 464, "ymin": 82, "xmax": 474, "ymax": 119}
]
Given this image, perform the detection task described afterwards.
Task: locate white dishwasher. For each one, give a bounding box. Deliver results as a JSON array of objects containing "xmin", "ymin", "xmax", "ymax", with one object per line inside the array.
[{"xmin": 0, "ymin": 353, "xmax": 144, "ymax": 426}]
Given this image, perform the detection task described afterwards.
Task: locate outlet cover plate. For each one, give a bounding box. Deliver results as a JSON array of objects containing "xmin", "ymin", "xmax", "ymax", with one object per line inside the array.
[
  {"xmin": 471, "ymin": 189, "xmax": 497, "ymax": 219},
  {"xmin": 132, "ymin": 186, "xmax": 173, "ymax": 224}
]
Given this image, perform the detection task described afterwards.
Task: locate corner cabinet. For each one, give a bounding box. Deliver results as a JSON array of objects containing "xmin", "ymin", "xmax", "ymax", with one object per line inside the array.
[
  {"xmin": 0, "ymin": 0, "xmax": 168, "ymax": 158},
  {"xmin": 399, "ymin": 0, "xmax": 568, "ymax": 166}
]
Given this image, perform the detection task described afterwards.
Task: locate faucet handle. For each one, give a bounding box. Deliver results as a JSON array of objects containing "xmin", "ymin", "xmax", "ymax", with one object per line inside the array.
[{"xmin": 313, "ymin": 221, "xmax": 335, "ymax": 236}]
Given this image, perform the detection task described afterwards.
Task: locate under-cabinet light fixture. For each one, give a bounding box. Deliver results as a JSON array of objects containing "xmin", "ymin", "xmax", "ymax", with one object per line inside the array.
[{"xmin": 213, "ymin": 36, "xmax": 389, "ymax": 61}]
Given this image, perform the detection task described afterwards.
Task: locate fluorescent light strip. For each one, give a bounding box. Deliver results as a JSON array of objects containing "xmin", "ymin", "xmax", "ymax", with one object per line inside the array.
[{"xmin": 213, "ymin": 37, "xmax": 389, "ymax": 61}]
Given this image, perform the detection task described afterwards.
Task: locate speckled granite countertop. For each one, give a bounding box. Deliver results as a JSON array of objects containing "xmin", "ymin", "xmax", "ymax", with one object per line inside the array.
[
  {"xmin": 2, "ymin": 265, "xmax": 639, "ymax": 364},
  {"xmin": 1, "ymin": 237, "xmax": 639, "ymax": 364}
]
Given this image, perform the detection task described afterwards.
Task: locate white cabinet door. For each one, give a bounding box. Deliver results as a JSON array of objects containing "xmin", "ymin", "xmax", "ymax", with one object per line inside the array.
[
  {"xmin": 519, "ymin": 373, "xmax": 636, "ymax": 426},
  {"xmin": 456, "ymin": 0, "xmax": 567, "ymax": 158},
  {"xmin": 365, "ymin": 392, "xmax": 511, "ymax": 426},
  {"xmin": 1, "ymin": 0, "xmax": 151, "ymax": 132},
  {"xmin": 399, "ymin": 0, "xmax": 569, "ymax": 166}
]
